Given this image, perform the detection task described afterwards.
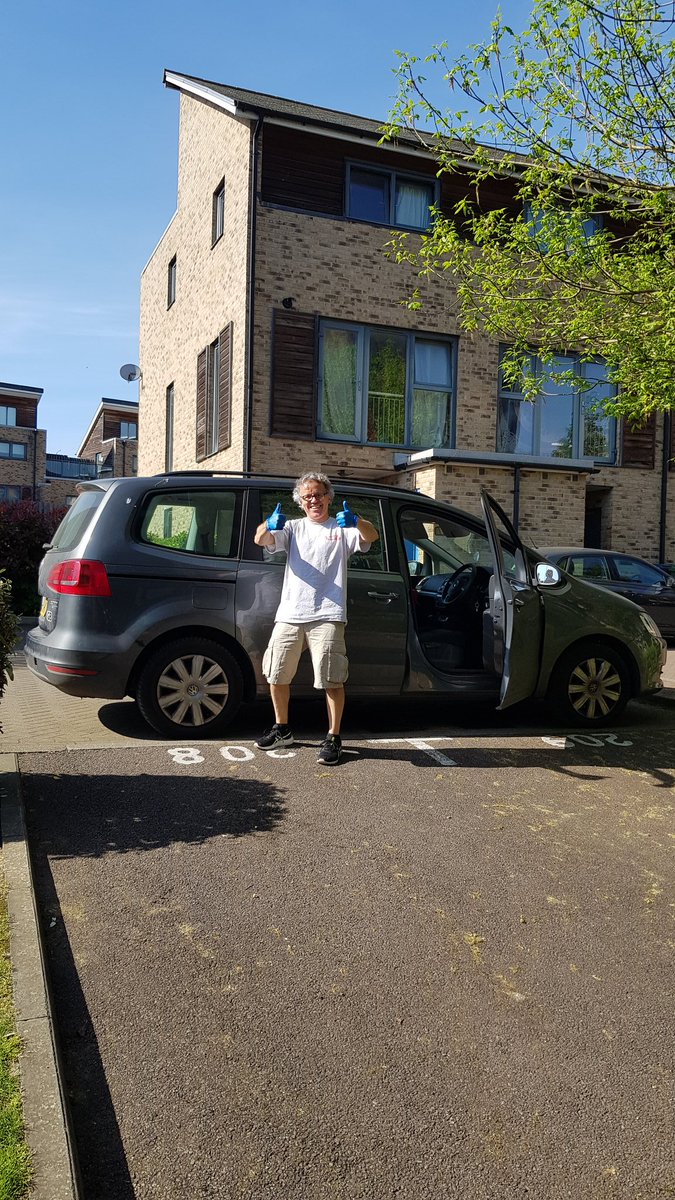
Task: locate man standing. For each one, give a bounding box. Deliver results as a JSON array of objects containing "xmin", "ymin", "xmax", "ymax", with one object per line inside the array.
[{"xmin": 254, "ymin": 472, "xmax": 379, "ymax": 766}]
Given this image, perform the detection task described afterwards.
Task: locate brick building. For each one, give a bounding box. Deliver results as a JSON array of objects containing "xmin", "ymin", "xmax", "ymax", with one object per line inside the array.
[
  {"xmin": 138, "ymin": 72, "xmax": 675, "ymax": 560},
  {"xmin": 0, "ymin": 381, "xmax": 46, "ymax": 504},
  {"xmin": 76, "ymin": 397, "xmax": 139, "ymax": 480},
  {"xmin": 0, "ymin": 384, "xmax": 137, "ymax": 510}
]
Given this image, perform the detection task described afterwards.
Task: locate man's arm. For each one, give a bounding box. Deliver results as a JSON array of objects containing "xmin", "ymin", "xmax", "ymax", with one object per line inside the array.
[
  {"xmin": 254, "ymin": 522, "xmax": 276, "ymax": 548},
  {"xmin": 355, "ymin": 517, "xmax": 379, "ymax": 549}
]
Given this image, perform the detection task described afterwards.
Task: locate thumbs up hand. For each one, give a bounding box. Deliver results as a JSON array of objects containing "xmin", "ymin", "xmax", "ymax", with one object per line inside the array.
[
  {"xmin": 336, "ymin": 501, "xmax": 359, "ymax": 529},
  {"xmin": 266, "ymin": 502, "xmax": 287, "ymax": 531}
]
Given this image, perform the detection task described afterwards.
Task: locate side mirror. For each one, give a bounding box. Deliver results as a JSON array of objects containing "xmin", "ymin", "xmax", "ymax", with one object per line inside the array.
[{"xmin": 535, "ymin": 562, "xmax": 562, "ymax": 586}]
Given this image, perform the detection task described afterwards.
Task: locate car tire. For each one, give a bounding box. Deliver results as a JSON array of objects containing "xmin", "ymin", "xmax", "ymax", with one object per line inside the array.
[
  {"xmin": 548, "ymin": 641, "xmax": 631, "ymax": 726},
  {"xmin": 136, "ymin": 637, "xmax": 243, "ymax": 738}
]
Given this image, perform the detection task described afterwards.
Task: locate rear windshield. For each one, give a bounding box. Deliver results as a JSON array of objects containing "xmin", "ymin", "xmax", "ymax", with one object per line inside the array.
[{"xmin": 50, "ymin": 488, "xmax": 106, "ymax": 552}]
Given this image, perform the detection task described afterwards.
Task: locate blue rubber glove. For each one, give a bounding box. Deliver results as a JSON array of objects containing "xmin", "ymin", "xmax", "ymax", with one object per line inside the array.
[
  {"xmin": 266, "ymin": 502, "xmax": 287, "ymax": 531},
  {"xmin": 336, "ymin": 501, "xmax": 359, "ymax": 529}
]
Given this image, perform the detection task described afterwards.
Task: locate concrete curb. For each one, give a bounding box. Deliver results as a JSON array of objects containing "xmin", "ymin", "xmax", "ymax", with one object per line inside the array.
[{"xmin": 0, "ymin": 754, "xmax": 80, "ymax": 1200}]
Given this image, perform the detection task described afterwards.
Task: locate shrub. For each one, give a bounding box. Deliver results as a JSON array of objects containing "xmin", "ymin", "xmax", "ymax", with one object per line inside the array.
[
  {"xmin": 0, "ymin": 502, "xmax": 67, "ymax": 617},
  {"xmin": 0, "ymin": 572, "xmax": 19, "ymax": 732}
]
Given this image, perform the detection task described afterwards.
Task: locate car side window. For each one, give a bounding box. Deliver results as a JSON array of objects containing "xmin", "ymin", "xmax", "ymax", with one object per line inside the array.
[
  {"xmin": 400, "ymin": 508, "xmax": 517, "ymax": 579},
  {"xmin": 612, "ymin": 556, "xmax": 663, "ymax": 585},
  {"xmin": 401, "ymin": 509, "xmax": 488, "ymax": 576},
  {"xmin": 139, "ymin": 489, "xmax": 241, "ymax": 557},
  {"xmin": 567, "ymin": 554, "xmax": 610, "ymax": 580}
]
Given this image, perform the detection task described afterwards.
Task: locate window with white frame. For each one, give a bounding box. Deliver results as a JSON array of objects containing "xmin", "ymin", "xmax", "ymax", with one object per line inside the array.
[
  {"xmin": 212, "ymin": 179, "xmax": 225, "ymax": 244},
  {"xmin": 347, "ymin": 164, "xmax": 436, "ymax": 231},
  {"xmin": 120, "ymin": 421, "xmax": 137, "ymax": 439},
  {"xmin": 0, "ymin": 406, "xmax": 17, "ymax": 426},
  {"xmin": 497, "ymin": 350, "xmax": 617, "ymax": 462},
  {"xmin": 319, "ymin": 320, "xmax": 455, "ymax": 448},
  {"xmin": 167, "ymin": 255, "xmax": 176, "ymax": 307},
  {"xmin": 0, "ymin": 441, "xmax": 27, "ymax": 459}
]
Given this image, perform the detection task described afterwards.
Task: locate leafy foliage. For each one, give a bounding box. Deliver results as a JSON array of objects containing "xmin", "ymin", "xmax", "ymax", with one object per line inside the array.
[
  {"xmin": 0, "ymin": 503, "xmax": 68, "ymax": 617},
  {"xmin": 383, "ymin": 0, "xmax": 675, "ymax": 422},
  {"xmin": 0, "ymin": 573, "xmax": 18, "ymax": 731}
]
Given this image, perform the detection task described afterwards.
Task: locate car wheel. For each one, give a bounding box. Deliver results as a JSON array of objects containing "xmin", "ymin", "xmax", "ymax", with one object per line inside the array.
[
  {"xmin": 548, "ymin": 642, "xmax": 630, "ymax": 726},
  {"xmin": 136, "ymin": 638, "xmax": 243, "ymax": 738}
]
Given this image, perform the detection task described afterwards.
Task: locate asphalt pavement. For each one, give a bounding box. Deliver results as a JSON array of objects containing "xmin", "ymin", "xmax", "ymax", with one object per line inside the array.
[{"xmin": 1, "ymin": 639, "xmax": 674, "ymax": 1199}]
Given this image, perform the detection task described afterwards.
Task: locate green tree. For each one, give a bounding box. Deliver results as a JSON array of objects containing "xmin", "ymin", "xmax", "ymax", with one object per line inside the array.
[{"xmin": 384, "ymin": 0, "xmax": 675, "ymax": 422}]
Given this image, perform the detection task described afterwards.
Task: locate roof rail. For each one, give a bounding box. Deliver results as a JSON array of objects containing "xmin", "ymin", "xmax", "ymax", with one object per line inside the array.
[{"xmin": 152, "ymin": 470, "xmax": 406, "ymax": 491}]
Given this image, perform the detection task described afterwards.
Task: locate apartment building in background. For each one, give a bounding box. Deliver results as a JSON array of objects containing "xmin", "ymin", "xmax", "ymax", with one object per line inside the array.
[
  {"xmin": 138, "ymin": 73, "xmax": 675, "ymax": 560},
  {"xmin": 76, "ymin": 397, "xmax": 139, "ymax": 481},
  {"xmin": 0, "ymin": 384, "xmax": 138, "ymax": 509}
]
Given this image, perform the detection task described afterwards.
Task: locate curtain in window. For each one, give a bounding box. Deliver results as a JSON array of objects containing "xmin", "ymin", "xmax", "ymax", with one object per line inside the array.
[
  {"xmin": 497, "ymin": 396, "xmax": 535, "ymax": 453},
  {"xmin": 395, "ymin": 181, "xmax": 432, "ymax": 229},
  {"xmin": 411, "ymin": 390, "xmax": 450, "ymax": 447},
  {"xmin": 322, "ymin": 327, "xmax": 358, "ymax": 437}
]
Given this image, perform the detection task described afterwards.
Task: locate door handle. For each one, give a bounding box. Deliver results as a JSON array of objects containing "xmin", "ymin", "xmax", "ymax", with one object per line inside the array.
[{"xmin": 367, "ymin": 591, "xmax": 399, "ymax": 602}]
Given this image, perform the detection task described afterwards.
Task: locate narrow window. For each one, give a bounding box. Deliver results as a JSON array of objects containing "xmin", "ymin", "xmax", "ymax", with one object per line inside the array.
[
  {"xmin": 167, "ymin": 255, "xmax": 176, "ymax": 308},
  {"xmin": 207, "ymin": 337, "xmax": 221, "ymax": 454},
  {"xmin": 212, "ymin": 179, "xmax": 225, "ymax": 245},
  {"xmin": 165, "ymin": 383, "xmax": 174, "ymax": 471}
]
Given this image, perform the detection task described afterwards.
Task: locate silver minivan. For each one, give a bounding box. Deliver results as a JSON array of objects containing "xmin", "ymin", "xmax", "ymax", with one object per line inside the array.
[{"xmin": 25, "ymin": 474, "xmax": 666, "ymax": 734}]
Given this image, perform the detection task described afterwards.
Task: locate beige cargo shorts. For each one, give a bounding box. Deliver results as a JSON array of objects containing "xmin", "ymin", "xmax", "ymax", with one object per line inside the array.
[{"xmin": 262, "ymin": 621, "xmax": 349, "ymax": 689}]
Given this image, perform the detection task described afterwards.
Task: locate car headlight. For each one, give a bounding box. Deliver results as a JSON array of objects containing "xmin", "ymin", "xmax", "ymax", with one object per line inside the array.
[{"xmin": 639, "ymin": 611, "xmax": 662, "ymax": 638}]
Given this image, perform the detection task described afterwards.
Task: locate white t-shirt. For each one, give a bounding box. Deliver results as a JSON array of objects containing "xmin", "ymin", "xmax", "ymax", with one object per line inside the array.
[{"xmin": 270, "ymin": 517, "xmax": 366, "ymax": 624}]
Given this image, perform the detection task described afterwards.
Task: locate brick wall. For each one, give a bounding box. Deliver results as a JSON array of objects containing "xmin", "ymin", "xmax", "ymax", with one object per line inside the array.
[
  {"xmin": 140, "ymin": 105, "xmax": 675, "ymax": 562},
  {"xmin": 139, "ymin": 94, "xmax": 251, "ymax": 474}
]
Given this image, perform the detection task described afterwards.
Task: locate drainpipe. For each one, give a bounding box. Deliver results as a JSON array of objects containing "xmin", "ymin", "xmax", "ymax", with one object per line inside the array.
[
  {"xmin": 244, "ymin": 115, "xmax": 262, "ymax": 474},
  {"xmin": 659, "ymin": 410, "xmax": 671, "ymax": 562},
  {"xmin": 33, "ymin": 428, "xmax": 38, "ymax": 501},
  {"xmin": 512, "ymin": 464, "xmax": 521, "ymax": 532}
]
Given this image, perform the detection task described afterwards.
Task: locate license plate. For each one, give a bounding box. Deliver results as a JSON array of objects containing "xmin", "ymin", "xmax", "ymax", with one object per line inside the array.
[{"xmin": 38, "ymin": 596, "xmax": 58, "ymax": 631}]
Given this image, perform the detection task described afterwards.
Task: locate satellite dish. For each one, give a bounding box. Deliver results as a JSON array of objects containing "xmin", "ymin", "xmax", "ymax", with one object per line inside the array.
[{"xmin": 120, "ymin": 363, "xmax": 141, "ymax": 382}]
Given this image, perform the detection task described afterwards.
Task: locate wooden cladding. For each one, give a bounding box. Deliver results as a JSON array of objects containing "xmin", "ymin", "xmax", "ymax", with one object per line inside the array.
[
  {"xmin": 270, "ymin": 310, "xmax": 317, "ymax": 440},
  {"xmin": 260, "ymin": 124, "xmax": 482, "ymax": 220},
  {"xmin": 1, "ymin": 399, "xmax": 38, "ymax": 429},
  {"xmin": 196, "ymin": 325, "xmax": 232, "ymax": 461},
  {"xmin": 622, "ymin": 414, "xmax": 656, "ymax": 469}
]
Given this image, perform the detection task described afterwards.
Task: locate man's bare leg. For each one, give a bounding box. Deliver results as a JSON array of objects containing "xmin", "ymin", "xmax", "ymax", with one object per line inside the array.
[
  {"xmin": 325, "ymin": 685, "xmax": 345, "ymax": 735},
  {"xmin": 270, "ymin": 683, "xmax": 290, "ymax": 725}
]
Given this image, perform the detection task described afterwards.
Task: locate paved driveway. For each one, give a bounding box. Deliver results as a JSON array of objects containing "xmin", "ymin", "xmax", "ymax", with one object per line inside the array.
[{"xmin": 19, "ymin": 713, "xmax": 675, "ymax": 1200}]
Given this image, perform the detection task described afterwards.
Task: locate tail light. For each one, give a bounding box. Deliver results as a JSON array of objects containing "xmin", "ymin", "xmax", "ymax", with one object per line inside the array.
[{"xmin": 46, "ymin": 559, "xmax": 112, "ymax": 597}]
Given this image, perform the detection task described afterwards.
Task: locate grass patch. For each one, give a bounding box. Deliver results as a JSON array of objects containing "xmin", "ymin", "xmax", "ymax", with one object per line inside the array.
[{"xmin": 0, "ymin": 873, "xmax": 32, "ymax": 1199}]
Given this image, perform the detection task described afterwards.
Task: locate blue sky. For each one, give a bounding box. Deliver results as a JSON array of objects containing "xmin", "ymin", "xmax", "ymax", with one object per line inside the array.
[{"xmin": 2, "ymin": 0, "xmax": 531, "ymax": 456}]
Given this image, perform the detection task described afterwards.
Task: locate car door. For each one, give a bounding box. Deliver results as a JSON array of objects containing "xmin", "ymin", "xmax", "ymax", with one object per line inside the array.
[
  {"xmin": 608, "ymin": 554, "xmax": 675, "ymax": 637},
  {"xmin": 480, "ymin": 488, "xmax": 544, "ymax": 709},
  {"xmin": 339, "ymin": 493, "xmax": 409, "ymax": 693}
]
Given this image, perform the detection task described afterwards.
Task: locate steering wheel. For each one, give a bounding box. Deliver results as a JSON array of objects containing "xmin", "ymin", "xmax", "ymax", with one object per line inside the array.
[{"xmin": 438, "ymin": 563, "xmax": 478, "ymax": 607}]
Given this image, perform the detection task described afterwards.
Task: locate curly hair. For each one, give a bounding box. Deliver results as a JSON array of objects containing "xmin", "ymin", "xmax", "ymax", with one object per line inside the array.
[{"xmin": 292, "ymin": 471, "xmax": 334, "ymax": 508}]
